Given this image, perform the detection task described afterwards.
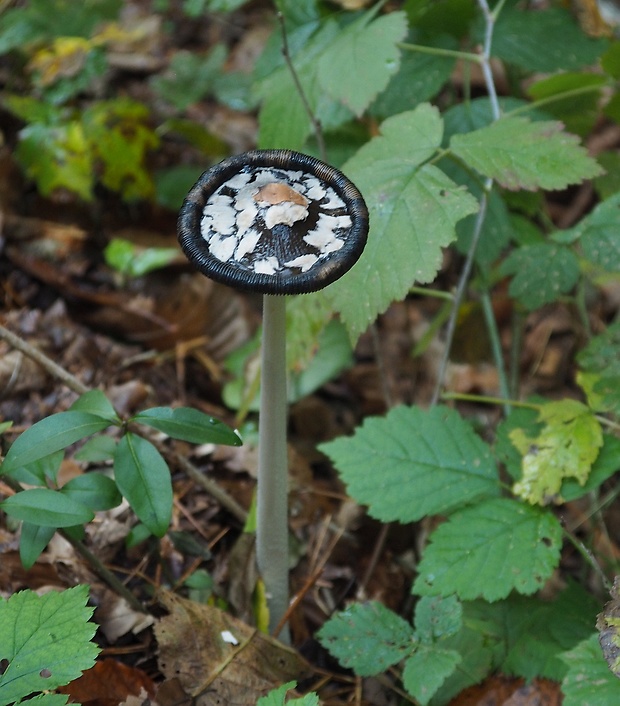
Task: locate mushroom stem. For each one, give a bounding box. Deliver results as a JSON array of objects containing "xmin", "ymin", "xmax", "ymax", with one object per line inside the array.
[{"xmin": 256, "ymin": 293, "xmax": 291, "ymax": 643}]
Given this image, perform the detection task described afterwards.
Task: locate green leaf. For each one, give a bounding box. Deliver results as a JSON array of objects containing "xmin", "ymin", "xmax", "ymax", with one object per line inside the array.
[
  {"xmin": 413, "ymin": 498, "xmax": 563, "ymax": 601},
  {"xmin": 5, "ymin": 450, "xmax": 64, "ymax": 487},
  {"xmin": 114, "ymin": 433, "xmax": 172, "ymax": 537},
  {"xmin": 0, "ymin": 411, "xmax": 112, "ymax": 476},
  {"xmin": 19, "ymin": 523, "xmax": 56, "ymax": 570},
  {"xmin": 320, "ymin": 405, "xmax": 499, "ymax": 523},
  {"xmin": 578, "ymin": 320, "xmax": 620, "ymax": 377},
  {"xmin": 561, "ymin": 633, "xmax": 620, "ymax": 706},
  {"xmin": 402, "ymin": 646, "xmax": 461, "ymax": 706},
  {"xmin": 0, "ymin": 585, "xmax": 99, "ymax": 705},
  {"xmin": 499, "ymin": 243, "xmax": 580, "ymax": 310},
  {"xmin": 510, "ymin": 400, "xmax": 603, "ymax": 505},
  {"xmin": 74, "ymin": 434, "xmax": 117, "ymax": 462},
  {"xmin": 489, "ymin": 7, "xmax": 608, "ymax": 73},
  {"xmin": 132, "ymin": 407, "xmax": 241, "ymax": 446},
  {"xmin": 69, "ymin": 389, "xmax": 120, "ymax": 422},
  {"xmin": 316, "ymin": 10, "xmax": 408, "ymax": 116},
  {"xmin": 61, "ymin": 472, "xmax": 122, "ymax": 511},
  {"xmin": 317, "ymin": 601, "xmax": 415, "ymax": 676},
  {"xmin": 561, "ymin": 433, "xmax": 620, "ymax": 502},
  {"xmin": 566, "ymin": 192, "xmax": 620, "ymax": 273},
  {"xmin": 414, "ymin": 595, "xmax": 462, "ymax": 644},
  {"xmin": 0, "ymin": 488, "xmax": 94, "ymax": 527},
  {"xmin": 104, "ymin": 238, "xmax": 179, "ymax": 278},
  {"xmin": 450, "ymin": 116, "xmax": 603, "ymax": 191},
  {"xmin": 324, "ymin": 105, "xmax": 478, "ymax": 340},
  {"xmin": 257, "ymin": 682, "xmax": 319, "ymax": 705}
]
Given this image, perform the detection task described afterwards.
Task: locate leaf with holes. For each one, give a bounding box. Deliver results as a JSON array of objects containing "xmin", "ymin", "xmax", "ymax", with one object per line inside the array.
[
  {"xmin": 450, "ymin": 117, "xmax": 603, "ymax": 191},
  {"xmin": 320, "ymin": 405, "xmax": 499, "ymax": 523},
  {"xmin": 317, "ymin": 601, "xmax": 415, "ymax": 676},
  {"xmin": 413, "ymin": 498, "xmax": 562, "ymax": 601},
  {"xmin": 0, "ymin": 585, "xmax": 99, "ymax": 705}
]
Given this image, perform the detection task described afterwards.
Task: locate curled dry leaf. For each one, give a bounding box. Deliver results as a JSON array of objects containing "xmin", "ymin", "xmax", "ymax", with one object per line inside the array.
[{"xmin": 154, "ymin": 590, "xmax": 310, "ymax": 705}]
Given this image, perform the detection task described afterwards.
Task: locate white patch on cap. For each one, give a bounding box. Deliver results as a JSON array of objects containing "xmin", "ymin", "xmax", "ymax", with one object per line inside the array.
[
  {"xmin": 254, "ymin": 257, "xmax": 280, "ymax": 274},
  {"xmin": 264, "ymin": 202, "xmax": 309, "ymax": 229},
  {"xmin": 210, "ymin": 235, "xmax": 237, "ymax": 261},
  {"xmin": 322, "ymin": 187, "xmax": 346, "ymax": 210},
  {"xmin": 204, "ymin": 196, "xmax": 236, "ymax": 236},
  {"xmin": 284, "ymin": 254, "xmax": 319, "ymax": 272},
  {"xmin": 235, "ymin": 229, "xmax": 261, "ymax": 260},
  {"xmin": 225, "ymin": 172, "xmax": 253, "ymax": 190},
  {"xmin": 304, "ymin": 213, "xmax": 349, "ymax": 254}
]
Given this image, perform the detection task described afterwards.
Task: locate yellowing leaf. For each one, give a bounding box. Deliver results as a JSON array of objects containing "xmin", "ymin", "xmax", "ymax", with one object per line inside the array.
[
  {"xmin": 28, "ymin": 37, "xmax": 92, "ymax": 86},
  {"xmin": 510, "ymin": 400, "xmax": 603, "ymax": 505}
]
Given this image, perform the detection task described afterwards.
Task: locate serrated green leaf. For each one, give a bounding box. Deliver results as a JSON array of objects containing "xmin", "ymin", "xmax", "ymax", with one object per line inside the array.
[
  {"xmin": 414, "ymin": 595, "xmax": 462, "ymax": 644},
  {"xmin": 132, "ymin": 407, "xmax": 241, "ymax": 446},
  {"xmin": 593, "ymin": 152, "xmax": 620, "ymax": 200},
  {"xmin": 0, "ymin": 585, "xmax": 99, "ymax": 705},
  {"xmin": 510, "ymin": 399, "xmax": 603, "ymax": 505},
  {"xmin": 561, "ymin": 633, "xmax": 620, "ymax": 706},
  {"xmin": 499, "ymin": 243, "xmax": 580, "ymax": 310},
  {"xmin": 320, "ymin": 405, "xmax": 499, "ymax": 523},
  {"xmin": 317, "ymin": 11, "xmax": 408, "ymax": 116},
  {"xmin": 19, "ymin": 523, "xmax": 56, "ymax": 570},
  {"xmin": 413, "ymin": 498, "xmax": 562, "ymax": 601},
  {"xmin": 0, "ymin": 488, "xmax": 94, "ymax": 527},
  {"xmin": 489, "ymin": 7, "xmax": 608, "ymax": 73},
  {"xmin": 322, "ymin": 105, "xmax": 478, "ymax": 340},
  {"xmin": 565, "ymin": 192, "xmax": 620, "ymax": 272},
  {"xmin": 114, "ymin": 433, "xmax": 172, "ymax": 537},
  {"xmin": 562, "ymin": 432, "xmax": 620, "ymax": 502},
  {"xmin": 257, "ymin": 681, "xmax": 319, "ymax": 706},
  {"xmin": 403, "ymin": 646, "xmax": 461, "ymax": 706},
  {"xmin": 317, "ymin": 601, "xmax": 415, "ymax": 676},
  {"xmin": 494, "ymin": 402, "xmax": 544, "ymax": 481},
  {"xmin": 578, "ymin": 321, "xmax": 620, "ymax": 376},
  {"xmin": 0, "ymin": 411, "xmax": 112, "ymax": 476},
  {"xmin": 69, "ymin": 389, "xmax": 120, "ymax": 422},
  {"xmin": 61, "ymin": 472, "xmax": 122, "ymax": 511}
]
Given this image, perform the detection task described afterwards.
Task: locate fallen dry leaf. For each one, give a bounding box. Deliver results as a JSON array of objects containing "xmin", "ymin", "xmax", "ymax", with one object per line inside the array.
[
  {"xmin": 449, "ymin": 675, "xmax": 561, "ymax": 706},
  {"xmin": 154, "ymin": 590, "xmax": 310, "ymax": 705}
]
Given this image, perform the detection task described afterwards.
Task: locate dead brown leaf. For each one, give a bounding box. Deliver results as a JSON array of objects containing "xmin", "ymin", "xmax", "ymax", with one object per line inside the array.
[
  {"xmin": 448, "ymin": 675, "xmax": 561, "ymax": 706},
  {"xmin": 154, "ymin": 590, "xmax": 310, "ymax": 705}
]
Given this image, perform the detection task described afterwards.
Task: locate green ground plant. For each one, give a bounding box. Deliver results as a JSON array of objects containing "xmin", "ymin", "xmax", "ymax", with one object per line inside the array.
[{"xmin": 2, "ymin": 0, "xmax": 620, "ymax": 703}]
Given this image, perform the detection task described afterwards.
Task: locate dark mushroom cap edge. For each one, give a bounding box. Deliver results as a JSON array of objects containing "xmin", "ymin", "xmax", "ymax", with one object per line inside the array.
[{"xmin": 177, "ymin": 149, "xmax": 369, "ymax": 295}]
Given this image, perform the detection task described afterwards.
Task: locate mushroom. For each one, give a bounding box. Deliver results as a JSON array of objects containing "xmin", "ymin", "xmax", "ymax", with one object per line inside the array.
[{"xmin": 178, "ymin": 149, "xmax": 368, "ymax": 641}]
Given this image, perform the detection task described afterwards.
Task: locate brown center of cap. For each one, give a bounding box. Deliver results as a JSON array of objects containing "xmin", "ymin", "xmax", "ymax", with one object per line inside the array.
[{"xmin": 253, "ymin": 182, "xmax": 309, "ymax": 207}]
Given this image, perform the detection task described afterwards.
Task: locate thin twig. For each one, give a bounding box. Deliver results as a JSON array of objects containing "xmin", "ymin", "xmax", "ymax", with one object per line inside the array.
[{"xmin": 277, "ymin": 12, "xmax": 326, "ymax": 162}]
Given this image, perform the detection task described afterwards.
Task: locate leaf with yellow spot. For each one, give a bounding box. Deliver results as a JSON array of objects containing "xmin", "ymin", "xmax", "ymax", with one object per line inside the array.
[{"xmin": 510, "ymin": 399, "xmax": 603, "ymax": 505}]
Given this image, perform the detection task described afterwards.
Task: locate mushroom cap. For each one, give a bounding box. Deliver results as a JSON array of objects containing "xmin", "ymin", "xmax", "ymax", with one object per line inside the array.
[{"xmin": 177, "ymin": 150, "xmax": 369, "ymax": 295}]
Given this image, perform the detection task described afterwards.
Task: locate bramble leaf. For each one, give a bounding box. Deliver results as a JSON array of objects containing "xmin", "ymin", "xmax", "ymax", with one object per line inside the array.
[
  {"xmin": 499, "ymin": 243, "xmax": 580, "ymax": 310},
  {"xmin": 114, "ymin": 433, "xmax": 172, "ymax": 537},
  {"xmin": 0, "ymin": 585, "xmax": 99, "ymax": 705},
  {"xmin": 322, "ymin": 105, "xmax": 478, "ymax": 340},
  {"xmin": 450, "ymin": 117, "xmax": 603, "ymax": 191},
  {"xmin": 402, "ymin": 646, "xmax": 461, "ymax": 706},
  {"xmin": 510, "ymin": 400, "xmax": 603, "ymax": 505},
  {"xmin": 563, "ymin": 192, "xmax": 620, "ymax": 272},
  {"xmin": 257, "ymin": 682, "xmax": 319, "ymax": 705},
  {"xmin": 0, "ymin": 412, "xmax": 112, "ymax": 476},
  {"xmin": 561, "ymin": 633, "xmax": 620, "ymax": 706},
  {"xmin": 316, "ymin": 10, "xmax": 408, "ymax": 116},
  {"xmin": 132, "ymin": 407, "xmax": 242, "ymax": 446},
  {"xmin": 413, "ymin": 498, "xmax": 562, "ymax": 601},
  {"xmin": 317, "ymin": 601, "xmax": 414, "ymax": 676},
  {"xmin": 414, "ymin": 595, "xmax": 462, "ymax": 644},
  {"xmin": 320, "ymin": 405, "xmax": 499, "ymax": 523}
]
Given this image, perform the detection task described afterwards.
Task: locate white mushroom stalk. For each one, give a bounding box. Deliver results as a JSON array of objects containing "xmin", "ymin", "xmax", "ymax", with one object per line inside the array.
[{"xmin": 178, "ymin": 150, "xmax": 368, "ymax": 642}]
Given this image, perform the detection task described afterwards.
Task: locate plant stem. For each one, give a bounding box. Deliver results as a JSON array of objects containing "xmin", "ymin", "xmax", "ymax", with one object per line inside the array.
[
  {"xmin": 399, "ymin": 41, "xmax": 482, "ymax": 64},
  {"xmin": 441, "ymin": 391, "xmax": 541, "ymax": 410},
  {"xmin": 256, "ymin": 294, "xmax": 291, "ymax": 643},
  {"xmin": 479, "ymin": 286, "xmax": 510, "ymax": 414}
]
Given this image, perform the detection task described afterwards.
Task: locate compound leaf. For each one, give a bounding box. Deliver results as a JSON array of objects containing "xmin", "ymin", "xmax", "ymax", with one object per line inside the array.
[
  {"xmin": 563, "ymin": 192, "xmax": 620, "ymax": 272},
  {"xmin": 510, "ymin": 400, "xmax": 603, "ymax": 505},
  {"xmin": 499, "ymin": 243, "xmax": 580, "ymax": 310},
  {"xmin": 323, "ymin": 105, "xmax": 478, "ymax": 340},
  {"xmin": 450, "ymin": 117, "xmax": 603, "ymax": 191},
  {"xmin": 402, "ymin": 646, "xmax": 461, "ymax": 706},
  {"xmin": 413, "ymin": 498, "xmax": 562, "ymax": 601},
  {"xmin": 317, "ymin": 10, "xmax": 408, "ymax": 116},
  {"xmin": 0, "ymin": 585, "xmax": 99, "ymax": 705},
  {"xmin": 317, "ymin": 601, "xmax": 414, "ymax": 676},
  {"xmin": 320, "ymin": 405, "xmax": 499, "ymax": 523},
  {"xmin": 114, "ymin": 433, "xmax": 172, "ymax": 537},
  {"xmin": 257, "ymin": 682, "xmax": 319, "ymax": 706}
]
